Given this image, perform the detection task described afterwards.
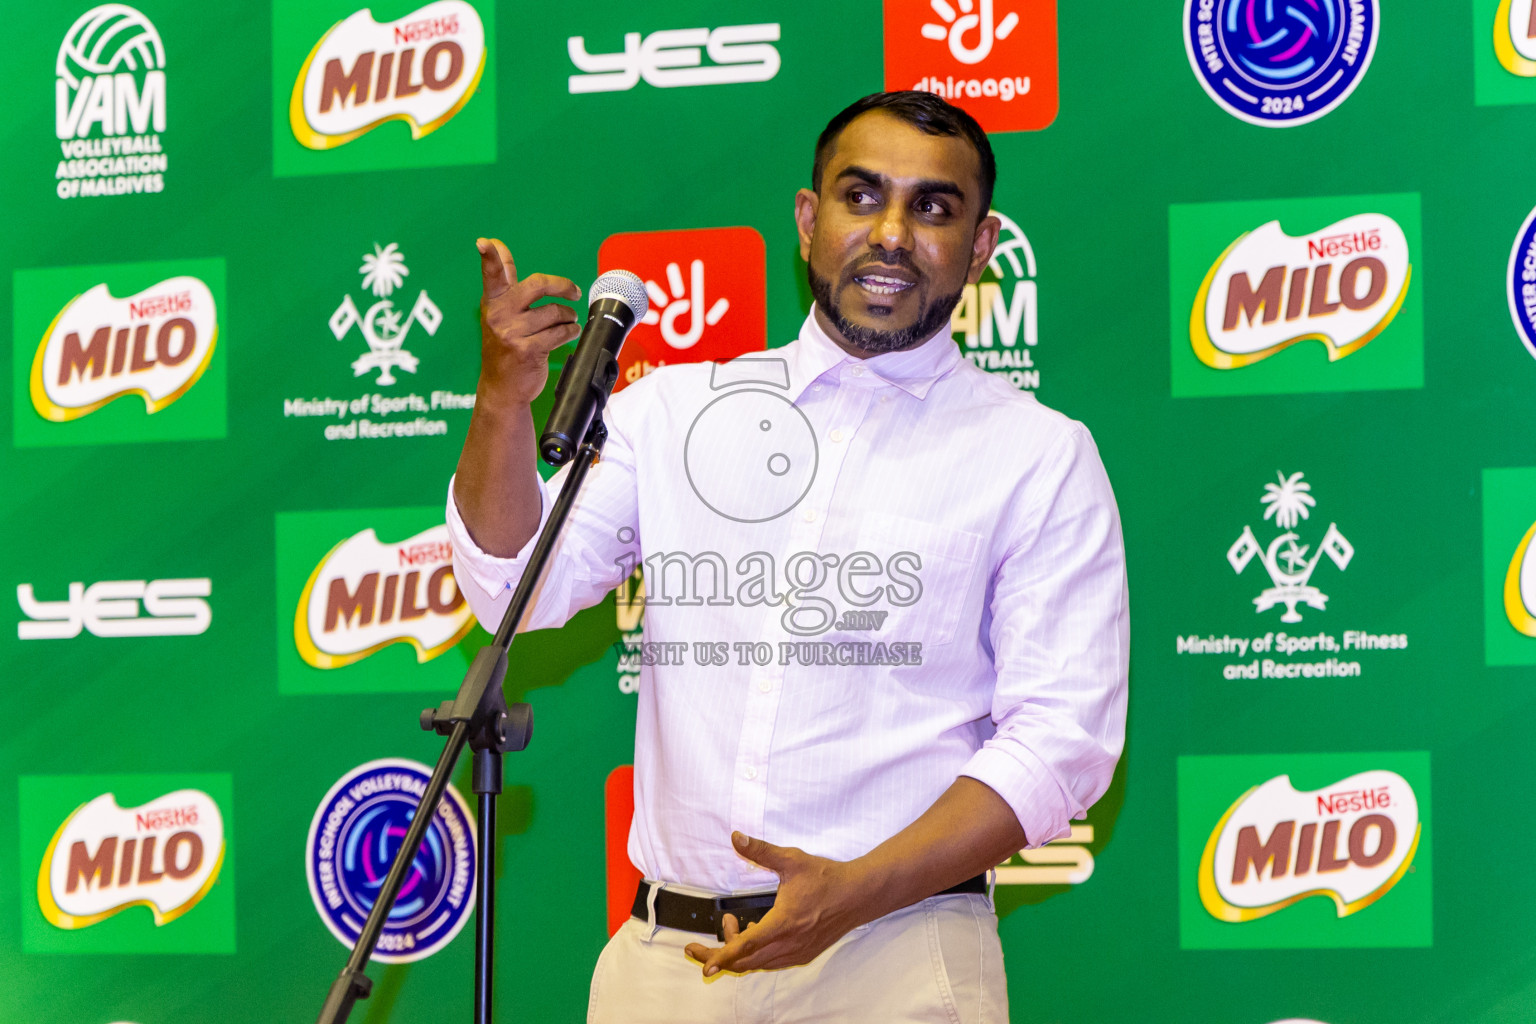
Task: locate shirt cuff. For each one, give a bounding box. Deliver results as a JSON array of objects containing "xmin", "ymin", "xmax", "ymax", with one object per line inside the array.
[
  {"xmin": 444, "ymin": 472, "xmax": 552, "ymax": 601},
  {"xmin": 959, "ymin": 745, "xmax": 1075, "ymax": 849}
]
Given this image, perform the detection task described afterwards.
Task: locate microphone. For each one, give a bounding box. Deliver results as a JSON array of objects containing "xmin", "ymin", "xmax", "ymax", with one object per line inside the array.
[{"xmin": 540, "ymin": 269, "xmax": 649, "ymax": 466}]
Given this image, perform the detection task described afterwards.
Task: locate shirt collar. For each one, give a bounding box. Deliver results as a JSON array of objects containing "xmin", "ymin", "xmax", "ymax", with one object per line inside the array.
[{"xmin": 786, "ymin": 306, "xmax": 961, "ymax": 401}]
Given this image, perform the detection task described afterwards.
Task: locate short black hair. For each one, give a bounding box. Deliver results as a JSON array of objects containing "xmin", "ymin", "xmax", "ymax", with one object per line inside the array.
[{"xmin": 811, "ymin": 91, "xmax": 997, "ymax": 220}]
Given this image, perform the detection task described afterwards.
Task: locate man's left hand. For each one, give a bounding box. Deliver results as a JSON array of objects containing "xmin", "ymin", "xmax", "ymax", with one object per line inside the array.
[{"xmin": 682, "ymin": 831, "xmax": 874, "ymax": 977}]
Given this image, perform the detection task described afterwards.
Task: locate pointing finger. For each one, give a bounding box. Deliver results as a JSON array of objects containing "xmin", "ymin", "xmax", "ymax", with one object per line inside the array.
[{"xmin": 477, "ymin": 237, "xmax": 517, "ymax": 302}]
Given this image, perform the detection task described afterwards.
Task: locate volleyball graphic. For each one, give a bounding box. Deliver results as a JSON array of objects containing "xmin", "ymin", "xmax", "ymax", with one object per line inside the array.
[{"xmin": 56, "ymin": 4, "xmax": 164, "ymax": 89}]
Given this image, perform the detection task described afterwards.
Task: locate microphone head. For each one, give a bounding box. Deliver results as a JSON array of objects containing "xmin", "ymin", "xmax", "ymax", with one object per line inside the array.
[{"xmin": 589, "ymin": 269, "xmax": 649, "ymax": 322}]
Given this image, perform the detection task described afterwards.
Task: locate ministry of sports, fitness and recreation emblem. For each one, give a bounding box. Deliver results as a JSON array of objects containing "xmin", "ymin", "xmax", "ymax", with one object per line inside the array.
[
  {"xmin": 1227, "ymin": 471, "xmax": 1353, "ymax": 623},
  {"xmin": 329, "ymin": 243, "xmax": 441, "ymax": 385},
  {"xmin": 1183, "ymin": 0, "xmax": 1379, "ymax": 127}
]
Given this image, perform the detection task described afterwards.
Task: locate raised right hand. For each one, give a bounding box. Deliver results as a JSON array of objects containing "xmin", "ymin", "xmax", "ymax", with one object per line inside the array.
[{"xmin": 475, "ymin": 237, "xmax": 582, "ymax": 406}]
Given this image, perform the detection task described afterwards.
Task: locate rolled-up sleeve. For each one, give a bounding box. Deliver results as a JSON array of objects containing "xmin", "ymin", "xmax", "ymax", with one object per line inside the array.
[
  {"xmin": 959, "ymin": 425, "xmax": 1129, "ymax": 848},
  {"xmin": 446, "ymin": 391, "xmax": 643, "ymax": 635}
]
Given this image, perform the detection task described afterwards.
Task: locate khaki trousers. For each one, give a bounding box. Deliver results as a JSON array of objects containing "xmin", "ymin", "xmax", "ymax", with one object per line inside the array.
[{"xmin": 587, "ymin": 891, "xmax": 1008, "ymax": 1024}]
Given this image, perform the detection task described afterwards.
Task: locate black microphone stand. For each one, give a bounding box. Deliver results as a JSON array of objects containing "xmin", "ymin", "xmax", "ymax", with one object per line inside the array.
[{"xmin": 315, "ymin": 396, "xmax": 613, "ymax": 1024}]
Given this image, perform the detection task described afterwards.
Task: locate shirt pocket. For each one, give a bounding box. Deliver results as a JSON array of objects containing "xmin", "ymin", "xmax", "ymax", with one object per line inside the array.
[{"xmin": 844, "ymin": 512, "xmax": 983, "ymax": 649}]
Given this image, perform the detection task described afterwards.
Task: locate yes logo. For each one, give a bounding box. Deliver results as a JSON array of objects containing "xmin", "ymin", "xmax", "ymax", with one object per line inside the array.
[
  {"xmin": 1178, "ymin": 752, "xmax": 1431, "ymax": 949},
  {"xmin": 19, "ymin": 773, "xmax": 236, "ymax": 954},
  {"xmin": 277, "ymin": 507, "xmax": 474, "ymax": 694},
  {"xmin": 950, "ymin": 209, "xmax": 1039, "ymax": 390},
  {"xmin": 17, "ymin": 578, "xmax": 211, "ymax": 639},
  {"xmin": 884, "ymin": 0, "xmax": 1059, "ymax": 132},
  {"xmin": 597, "ymin": 227, "xmax": 767, "ymax": 393},
  {"xmin": 568, "ymin": 23, "xmax": 781, "ymax": 92},
  {"xmin": 273, "ymin": 0, "xmax": 495, "ymax": 177},
  {"xmin": 13, "ymin": 259, "xmax": 227, "ymax": 447},
  {"xmin": 1170, "ymin": 194, "xmax": 1423, "ymax": 398}
]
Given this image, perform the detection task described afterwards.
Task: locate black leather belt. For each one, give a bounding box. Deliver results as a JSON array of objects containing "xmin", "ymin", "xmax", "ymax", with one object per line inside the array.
[{"xmin": 631, "ymin": 873, "xmax": 988, "ymax": 941}]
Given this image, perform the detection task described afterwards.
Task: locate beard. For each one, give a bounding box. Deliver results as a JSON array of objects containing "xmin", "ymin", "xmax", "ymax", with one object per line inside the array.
[{"xmin": 807, "ymin": 258, "xmax": 963, "ymax": 355}]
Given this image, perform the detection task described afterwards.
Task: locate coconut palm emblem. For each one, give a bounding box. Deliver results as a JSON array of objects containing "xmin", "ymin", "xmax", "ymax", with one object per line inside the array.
[
  {"xmin": 1227, "ymin": 471, "xmax": 1354, "ymax": 623},
  {"xmin": 328, "ymin": 243, "xmax": 442, "ymax": 385}
]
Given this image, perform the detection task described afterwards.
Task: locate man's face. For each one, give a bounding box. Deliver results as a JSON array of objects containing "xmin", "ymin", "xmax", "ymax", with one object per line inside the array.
[{"xmin": 796, "ymin": 110, "xmax": 1001, "ymax": 356}]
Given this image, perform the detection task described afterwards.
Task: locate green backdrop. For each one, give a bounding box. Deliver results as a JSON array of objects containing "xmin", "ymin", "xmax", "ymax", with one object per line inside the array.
[{"xmin": 4, "ymin": 2, "xmax": 1535, "ymax": 1022}]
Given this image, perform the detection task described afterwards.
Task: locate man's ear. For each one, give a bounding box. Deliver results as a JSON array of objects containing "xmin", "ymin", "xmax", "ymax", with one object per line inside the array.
[
  {"xmin": 967, "ymin": 213, "xmax": 1002, "ymax": 284},
  {"xmin": 795, "ymin": 188, "xmax": 819, "ymax": 262}
]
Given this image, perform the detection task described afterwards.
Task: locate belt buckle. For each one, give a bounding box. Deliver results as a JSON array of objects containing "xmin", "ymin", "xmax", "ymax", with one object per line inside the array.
[{"xmin": 710, "ymin": 893, "xmax": 775, "ymax": 941}]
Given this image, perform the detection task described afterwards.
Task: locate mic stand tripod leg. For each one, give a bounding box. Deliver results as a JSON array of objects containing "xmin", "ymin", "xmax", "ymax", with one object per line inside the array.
[
  {"xmin": 473, "ymin": 747, "xmax": 501, "ymax": 1024},
  {"xmin": 313, "ymin": 417, "xmax": 609, "ymax": 1024}
]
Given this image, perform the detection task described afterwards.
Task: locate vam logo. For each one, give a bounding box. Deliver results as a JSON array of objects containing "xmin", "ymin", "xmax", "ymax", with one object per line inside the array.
[
  {"xmin": 294, "ymin": 522, "xmax": 471, "ymax": 669},
  {"xmin": 1199, "ymin": 770, "xmax": 1419, "ymax": 922},
  {"xmin": 54, "ymin": 4, "xmax": 169, "ymax": 198},
  {"xmin": 1183, "ymin": 0, "xmax": 1378, "ymax": 127},
  {"xmin": 17, "ymin": 578, "xmax": 211, "ymax": 639},
  {"xmin": 1192, "ymin": 213, "xmax": 1410, "ymax": 371},
  {"xmin": 884, "ymin": 0, "xmax": 1059, "ymax": 132},
  {"xmin": 1177, "ymin": 752, "xmax": 1431, "ymax": 949},
  {"xmin": 567, "ymin": 23, "xmax": 780, "ymax": 92},
  {"xmin": 306, "ymin": 759, "xmax": 475, "ymax": 962},
  {"xmin": 290, "ymin": 1, "xmax": 485, "ymax": 150},
  {"xmin": 39, "ymin": 789, "xmax": 225, "ymax": 930},
  {"xmin": 597, "ymin": 227, "xmax": 767, "ymax": 392},
  {"xmin": 950, "ymin": 209, "xmax": 1039, "ymax": 390},
  {"xmin": 1228, "ymin": 471, "xmax": 1353, "ymax": 623},
  {"xmin": 1496, "ymin": 0, "xmax": 1536, "ymax": 75},
  {"xmin": 330, "ymin": 242, "xmax": 442, "ymax": 385},
  {"xmin": 32, "ymin": 275, "xmax": 217, "ymax": 422}
]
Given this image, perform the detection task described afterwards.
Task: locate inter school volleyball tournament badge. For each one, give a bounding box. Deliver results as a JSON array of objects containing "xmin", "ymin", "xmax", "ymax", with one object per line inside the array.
[
  {"xmin": 1183, "ymin": 0, "xmax": 1378, "ymax": 127},
  {"xmin": 1507, "ymin": 204, "xmax": 1536, "ymax": 361},
  {"xmin": 306, "ymin": 759, "xmax": 475, "ymax": 962}
]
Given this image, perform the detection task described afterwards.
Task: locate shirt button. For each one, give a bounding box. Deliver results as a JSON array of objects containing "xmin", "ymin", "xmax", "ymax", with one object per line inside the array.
[
  {"xmin": 879, "ymin": 394, "xmax": 891, "ymax": 403},
  {"xmin": 757, "ymin": 679, "xmax": 772, "ymax": 693},
  {"xmin": 744, "ymin": 766, "xmax": 758, "ymax": 780},
  {"xmin": 813, "ymin": 384, "xmax": 823, "ymax": 391},
  {"xmin": 830, "ymin": 429, "xmax": 844, "ymax": 443},
  {"xmin": 851, "ymin": 366, "xmax": 866, "ymax": 376},
  {"xmin": 802, "ymin": 508, "xmax": 817, "ymax": 523}
]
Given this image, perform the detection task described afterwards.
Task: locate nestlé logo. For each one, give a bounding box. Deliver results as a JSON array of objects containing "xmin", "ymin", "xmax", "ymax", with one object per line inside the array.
[
  {"xmin": 31, "ymin": 276, "xmax": 217, "ymax": 422},
  {"xmin": 290, "ymin": 0, "xmax": 485, "ymax": 149},
  {"xmin": 1191, "ymin": 213, "xmax": 1410, "ymax": 370},
  {"xmin": 1198, "ymin": 770, "xmax": 1420, "ymax": 923},
  {"xmin": 294, "ymin": 523, "xmax": 472, "ymax": 669},
  {"xmin": 38, "ymin": 789, "xmax": 225, "ymax": 930}
]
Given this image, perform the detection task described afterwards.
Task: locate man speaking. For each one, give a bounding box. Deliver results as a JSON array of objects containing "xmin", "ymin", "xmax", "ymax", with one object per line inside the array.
[{"xmin": 447, "ymin": 92, "xmax": 1128, "ymax": 1022}]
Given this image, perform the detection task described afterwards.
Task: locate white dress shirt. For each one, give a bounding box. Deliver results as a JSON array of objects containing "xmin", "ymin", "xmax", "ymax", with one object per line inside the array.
[{"xmin": 447, "ymin": 308, "xmax": 1128, "ymax": 894}]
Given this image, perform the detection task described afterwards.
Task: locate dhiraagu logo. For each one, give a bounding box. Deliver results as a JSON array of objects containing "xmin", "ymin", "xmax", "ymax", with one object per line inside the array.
[
  {"xmin": 1178, "ymin": 752, "xmax": 1431, "ymax": 950},
  {"xmin": 1169, "ymin": 193, "xmax": 1423, "ymax": 398},
  {"xmin": 12, "ymin": 259, "xmax": 227, "ymax": 447},
  {"xmin": 272, "ymin": 0, "xmax": 495, "ymax": 177}
]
